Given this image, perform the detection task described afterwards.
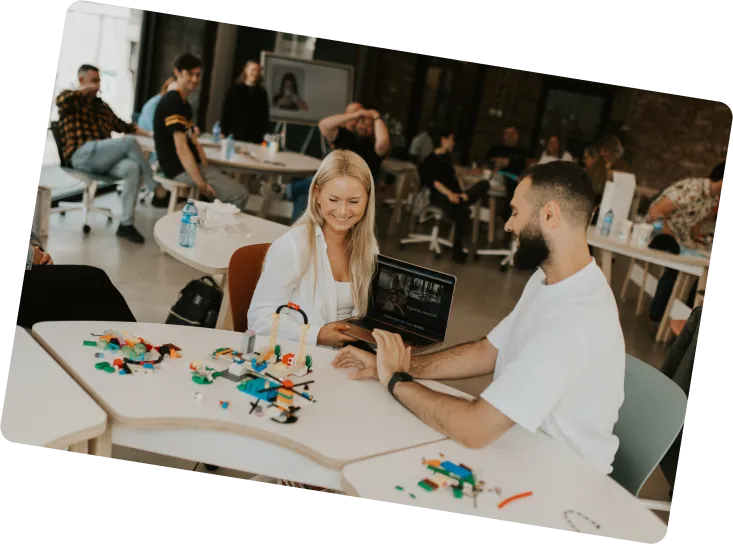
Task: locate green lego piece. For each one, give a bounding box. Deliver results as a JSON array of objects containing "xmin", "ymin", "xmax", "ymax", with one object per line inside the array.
[
  {"xmin": 274, "ymin": 344, "xmax": 281, "ymax": 357},
  {"xmin": 418, "ymin": 481, "xmax": 435, "ymax": 492},
  {"xmin": 192, "ymin": 374, "xmax": 212, "ymax": 385},
  {"xmin": 305, "ymin": 355, "xmax": 312, "ymax": 369},
  {"xmin": 212, "ymin": 371, "xmax": 224, "ymax": 379},
  {"xmin": 102, "ymin": 366, "xmax": 115, "ymax": 373},
  {"xmin": 453, "ymin": 487, "xmax": 463, "ymax": 499},
  {"xmin": 133, "ymin": 343, "xmax": 147, "ymax": 355},
  {"xmin": 409, "ymin": 493, "xmax": 416, "ymax": 499},
  {"xmin": 84, "ymin": 341, "xmax": 97, "ymax": 347},
  {"xmin": 95, "ymin": 362, "xmax": 111, "ymax": 370},
  {"xmin": 395, "ymin": 486, "xmax": 404, "ymax": 491}
]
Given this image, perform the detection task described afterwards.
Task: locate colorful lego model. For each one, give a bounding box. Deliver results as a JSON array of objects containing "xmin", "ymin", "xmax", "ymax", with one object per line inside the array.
[
  {"xmin": 258, "ymin": 303, "xmax": 312, "ymax": 380},
  {"xmin": 416, "ymin": 457, "xmax": 486, "ymax": 508},
  {"xmin": 237, "ymin": 371, "xmax": 315, "ymax": 424},
  {"xmin": 85, "ymin": 330, "xmax": 181, "ymax": 370}
]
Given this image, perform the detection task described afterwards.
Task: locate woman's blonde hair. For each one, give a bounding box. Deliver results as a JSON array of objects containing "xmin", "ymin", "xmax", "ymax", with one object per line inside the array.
[
  {"xmin": 294, "ymin": 150, "xmax": 378, "ymax": 316},
  {"xmin": 238, "ymin": 60, "xmax": 261, "ymax": 84}
]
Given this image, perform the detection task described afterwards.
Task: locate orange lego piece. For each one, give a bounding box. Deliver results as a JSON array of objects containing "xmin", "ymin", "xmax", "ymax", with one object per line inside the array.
[
  {"xmin": 425, "ymin": 459, "xmax": 441, "ymax": 468},
  {"xmin": 287, "ymin": 302, "xmax": 301, "ymax": 311},
  {"xmin": 113, "ymin": 359, "xmax": 123, "ymax": 368},
  {"xmin": 282, "ymin": 353, "xmax": 295, "ymax": 366},
  {"xmin": 170, "ymin": 349, "xmax": 179, "ymax": 359}
]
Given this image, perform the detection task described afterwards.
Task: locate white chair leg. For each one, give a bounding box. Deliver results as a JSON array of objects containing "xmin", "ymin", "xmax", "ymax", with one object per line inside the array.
[{"xmin": 168, "ymin": 186, "xmax": 179, "ymax": 215}]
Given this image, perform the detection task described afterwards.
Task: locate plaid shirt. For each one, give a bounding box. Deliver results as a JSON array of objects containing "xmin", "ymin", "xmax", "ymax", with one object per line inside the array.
[{"xmin": 56, "ymin": 89, "xmax": 135, "ymax": 162}]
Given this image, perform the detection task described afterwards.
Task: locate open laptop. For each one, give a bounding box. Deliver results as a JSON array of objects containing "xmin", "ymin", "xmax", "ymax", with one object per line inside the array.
[{"xmin": 343, "ymin": 255, "xmax": 456, "ymax": 355}]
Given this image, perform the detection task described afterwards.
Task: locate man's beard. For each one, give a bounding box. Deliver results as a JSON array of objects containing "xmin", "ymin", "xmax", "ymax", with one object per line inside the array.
[{"xmin": 514, "ymin": 220, "xmax": 551, "ymax": 271}]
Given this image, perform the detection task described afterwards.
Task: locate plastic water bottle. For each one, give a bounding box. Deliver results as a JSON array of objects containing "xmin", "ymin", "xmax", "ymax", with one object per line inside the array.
[
  {"xmin": 225, "ymin": 135, "xmax": 235, "ymax": 160},
  {"xmin": 652, "ymin": 218, "xmax": 664, "ymax": 235},
  {"xmin": 212, "ymin": 121, "xmax": 221, "ymax": 143},
  {"xmin": 179, "ymin": 199, "xmax": 199, "ymax": 248},
  {"xmin": 600, "ymin": 209, "xmax": 614, "ymax": 237}
]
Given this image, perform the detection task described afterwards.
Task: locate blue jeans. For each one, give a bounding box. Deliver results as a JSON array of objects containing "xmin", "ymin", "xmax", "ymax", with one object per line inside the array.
[
  {"xmin": 70, "ymin": 135, "xmax": 157, "ymax": 226},
  {"xmin": 286, "ymin": 176, "xmax": 313, "ymax": 224}
]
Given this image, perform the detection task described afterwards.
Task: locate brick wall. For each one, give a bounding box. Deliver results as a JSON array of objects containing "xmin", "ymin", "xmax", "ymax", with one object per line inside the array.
[
  {"xmin": 470, "ymin": 68, "xmax": 544, "ymax": 163},
  {"xmin": 365, "ymin": 49, "xmax": 419, "ymax": 128},
  {"xmin": 611, "ymin": 90, "xmax": 730, "ymax": 189},
  {"xmin": 149, "ymin": 14, "xmax": 208, "ymax": 120}
]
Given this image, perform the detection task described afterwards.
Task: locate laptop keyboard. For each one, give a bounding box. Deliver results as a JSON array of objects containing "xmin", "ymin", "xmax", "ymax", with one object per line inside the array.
[{"xmin": 353, "ymin": 318, "xmax": 434, "ymax": 347}]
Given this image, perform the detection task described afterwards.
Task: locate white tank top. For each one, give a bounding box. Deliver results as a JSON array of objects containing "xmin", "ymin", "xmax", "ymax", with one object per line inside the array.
[{"xmin": 335, "ymin": 281, "xmax": 354, "ymax": 320}]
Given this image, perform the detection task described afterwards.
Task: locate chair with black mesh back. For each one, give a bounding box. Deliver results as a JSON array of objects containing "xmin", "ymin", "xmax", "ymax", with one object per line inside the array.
[{"xmin": 49, "ymin": 121, "xmax": 121, "ymax": 234}]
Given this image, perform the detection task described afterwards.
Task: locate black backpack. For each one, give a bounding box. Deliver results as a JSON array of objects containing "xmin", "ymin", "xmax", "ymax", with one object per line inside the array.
[{"xmin": 165, "ymin": 276, "xmax": 223, "ymax": 328}]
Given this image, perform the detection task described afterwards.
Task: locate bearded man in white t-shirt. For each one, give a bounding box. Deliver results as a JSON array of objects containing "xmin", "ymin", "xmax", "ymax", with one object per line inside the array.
[{"xmin": 332, "ymin": 161, "xmax": 626, "ymax": 475}]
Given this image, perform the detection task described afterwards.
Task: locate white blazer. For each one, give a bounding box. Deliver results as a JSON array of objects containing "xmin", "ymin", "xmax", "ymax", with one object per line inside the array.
[{"xmin": 247, "ymin": 225, "xmax": 357, "ymax": 346}]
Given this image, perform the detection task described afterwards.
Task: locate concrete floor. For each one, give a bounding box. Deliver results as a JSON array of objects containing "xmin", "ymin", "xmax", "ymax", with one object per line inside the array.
[{"xmin": 35, "ymin": 163, "xmax": 673, "ymax": 522}]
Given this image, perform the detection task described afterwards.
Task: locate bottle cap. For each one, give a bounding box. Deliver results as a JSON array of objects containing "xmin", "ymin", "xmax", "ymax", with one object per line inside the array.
[{"xmin": 188, "ymin": 198, "xmax": 195, "ymax": 203}]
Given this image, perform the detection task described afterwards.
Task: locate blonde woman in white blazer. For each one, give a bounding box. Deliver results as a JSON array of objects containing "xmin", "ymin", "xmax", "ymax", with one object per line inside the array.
[{"xmin": 248, "ymin": 150, "xmax": 379, "ymax": 348}]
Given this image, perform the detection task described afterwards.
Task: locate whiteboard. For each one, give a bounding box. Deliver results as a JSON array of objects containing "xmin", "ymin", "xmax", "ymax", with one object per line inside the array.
[{"xmin": 261, "ymin": 52, "xmax": 354, "ymax": 126}]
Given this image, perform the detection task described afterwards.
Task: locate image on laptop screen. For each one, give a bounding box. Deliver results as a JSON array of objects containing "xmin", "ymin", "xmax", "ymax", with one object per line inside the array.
[{"xmin": 369, "ymin": 256, "xmax": 455, "ymax": 341}]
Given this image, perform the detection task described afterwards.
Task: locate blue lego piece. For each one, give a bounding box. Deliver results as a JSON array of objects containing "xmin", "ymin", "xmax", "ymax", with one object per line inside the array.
[
  {"xmin": 251, "ymin": 360, "xmax": 267, "ymax": 373},
  {"xmin": 237, "ymin": 377, "xmax": 278, "ymax": 402},
  {"xmin": 143, "ymin": 363, "xmax": 154, "ymax": 369},
  {"xmin": 440, "ymin": 461, "xmax": 471, "ymax": 480}
]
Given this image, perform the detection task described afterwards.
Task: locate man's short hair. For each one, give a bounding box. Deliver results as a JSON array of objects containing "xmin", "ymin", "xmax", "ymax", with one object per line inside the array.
[
  {"xmin": 710, "ymin": 161, "xmax": 726, "ymax": 182},
  {"xmin": 431, "ymin": 127, "xmax": 453, "ymax": 149},
  {"xmin": 78, "ymin": 64, "xmax": 99, "ymax": 76},
  {"xmin": 173, "ymin": 53, "xmax": 203, "ymax": 73},
  {"xmin": 524, "ymin": 161, "xmax": 596, "ymax": 227}
]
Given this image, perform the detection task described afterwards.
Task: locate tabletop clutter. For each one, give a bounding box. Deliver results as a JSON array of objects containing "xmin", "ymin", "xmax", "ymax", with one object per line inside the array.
[{"xmin": 83, "ymin": 303, "xmax": 317, "ymax": 424}]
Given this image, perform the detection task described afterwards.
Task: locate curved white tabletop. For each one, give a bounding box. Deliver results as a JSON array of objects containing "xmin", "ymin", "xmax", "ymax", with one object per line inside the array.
[
  {"xmin": 342, "ymin": 427, "xmax": 667, "ymax": 543},
  {"xmin": 31, "ymin": 322, "xmax": 472, "ymax": 469},
  {"xmin": 153, "ymin": 211, "xmax": 289, "ymax": 275},
  {"xmin": 1, "ymin": 327, "xmax": 107, "ymax": 449},
  {"xmin": 136, "ymin": 135, "xmax": 322, "ymax": 177}
]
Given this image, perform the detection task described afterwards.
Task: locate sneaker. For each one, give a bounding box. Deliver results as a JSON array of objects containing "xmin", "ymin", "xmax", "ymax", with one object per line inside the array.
[
  {"xmin": 116, "ymin": 225, "xmax": 145, "ymax": 244},
  {"xmin": 151, "ymin": 191, "xmax": 171, "ymax": 209}
]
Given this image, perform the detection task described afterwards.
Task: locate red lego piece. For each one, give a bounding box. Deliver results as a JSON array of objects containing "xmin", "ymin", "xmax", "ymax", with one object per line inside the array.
[
  {"xmin": 287, "ymin": 302, "xmax": 301, "ymax": 311},
  {"xmin": 113, "ymin": 359, "xmax": 123, "ymax": 368}
]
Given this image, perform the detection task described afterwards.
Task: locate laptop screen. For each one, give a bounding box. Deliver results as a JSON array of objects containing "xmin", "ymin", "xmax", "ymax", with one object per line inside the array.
[{"xmin": 368, "ymin": 255, "xmax": 456, "ymax": 342}]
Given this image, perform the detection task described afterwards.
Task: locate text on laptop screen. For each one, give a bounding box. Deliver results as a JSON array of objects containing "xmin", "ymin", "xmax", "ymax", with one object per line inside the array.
[{"xmin": 368, "ymin": 256, "xmax": 455, "ymax": 341}]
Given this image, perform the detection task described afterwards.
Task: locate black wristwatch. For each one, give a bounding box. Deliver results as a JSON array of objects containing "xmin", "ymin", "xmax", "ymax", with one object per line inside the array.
[{"xmin": 388, "ymin": 371, "xmax": 414, "ymax": 397}]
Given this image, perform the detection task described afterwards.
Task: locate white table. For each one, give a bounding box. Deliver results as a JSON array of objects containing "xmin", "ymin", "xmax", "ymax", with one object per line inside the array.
[
  {"xmin": 153, "ymin": 211, "xmax": 288, "ymax": 328},
  {"xmin": 342, "ymin": 426, "xmax": 667, "ymax": 543},
  {"xmin": 587, "ymin": 229, "xmax": 709, "ymax": 343},
  {"xmin": 136, "ymin": 135, "xmax": 322, "ymax": 218},
  {"xmin": 1, "ymin": 327, "xmax": 107, "ymax": 452},
  {"xmin": 32, "ymin": 322, "xmax": 473, "ymax": 490}
]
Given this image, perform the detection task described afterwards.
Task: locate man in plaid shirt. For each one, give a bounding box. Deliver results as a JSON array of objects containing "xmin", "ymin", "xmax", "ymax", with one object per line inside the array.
[{"xmin": 56, "ymin": 64, "xmax": 169, "ymax": 244}]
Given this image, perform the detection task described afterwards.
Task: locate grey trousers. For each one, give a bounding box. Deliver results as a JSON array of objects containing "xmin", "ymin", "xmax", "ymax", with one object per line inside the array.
[
  {"xmin": 174, "ymin": 165, "xmax": 249, "ymax": 211},
  {"xmin": 71, "ymin": 135, "xmax": 157, "ymax": 226}
]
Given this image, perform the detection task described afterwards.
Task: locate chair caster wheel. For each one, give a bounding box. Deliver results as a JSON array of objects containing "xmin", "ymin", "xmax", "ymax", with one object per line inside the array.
[
  {"xmin": 204, "ymin": 464, "xmax": 219, "ymax": 472},
  {"xmin": 500, "ymin": 263, "xmax": 509, "ymax": 272},
  {"xmin": 107, "ymin": 216, "xmax": 113, "ymax": 223},
  {"xmin": 60, "ymin": 211, "xmax": 66, "ymax": 217},
  {"xmin": 83, "ymin": 224, "xmax": 91, "ymax": 234}
]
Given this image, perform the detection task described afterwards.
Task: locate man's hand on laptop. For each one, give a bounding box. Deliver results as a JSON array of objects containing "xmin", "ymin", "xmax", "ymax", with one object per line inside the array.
[
  {"xmin": 317, "ymin": 321, "xmax": 352, "ymax": 348},
  {"xmin": 332, "ymin": 345, "xmax": 377, "ymax": 380}
]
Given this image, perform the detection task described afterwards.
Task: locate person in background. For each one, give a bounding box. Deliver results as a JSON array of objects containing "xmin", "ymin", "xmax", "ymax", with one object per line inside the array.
[
  {"xmin": 18, "ymin": 231, "xmax": 137, "ymax": 327},
  {"xmin": 153, "ymin": 53, "xmax": 249, "ymax": 210},
  {"xmin": 420, "ymin": 128, "xmax": 489, "ymax": 264},
  {"xmin": 598, "ymin": 133, "xmax": 631, "ymax": 181},
  {"xmin": 485, "ymin": 124, "xmax": 527, "ymax": 223},
  {"xmin": 333, "ymin": 161, "xmax": 625, "ymax": 476},
  {"xmin": 221, "ymin": 60, "xmax": 270, "ymax": 144},
  {"xmin": 56, "ymin": 64, "xmax": 170, "ymax": 244},
  {"xmin": 284, "ymin": 103, "xmax": 365, "ymax": 224},
  {"xmin": 138, "ymin": 76, "xmax": 176, "ymax": 133},
  {"xmin": 645, "ymin": 161, "xmax": 724, "ymax": 334},
  {"xmin": 272, "ymin": 73, "xmax": 308, "ymax": 111},
  {"xmin": 409, "ymin": 117, "xmax": 437, "ymax": 164},
  {"xmin": 583, "ymin": 144, "xmax": 607, "ymax": 206},
  {"xmin": 538, "ymin": 134, "xmax": 574, "ymax": 164}
]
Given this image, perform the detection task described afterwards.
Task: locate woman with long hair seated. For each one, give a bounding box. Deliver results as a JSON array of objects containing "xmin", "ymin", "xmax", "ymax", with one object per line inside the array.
[{"xmin": 248, "ymin": 149, "xmax": 378, "ymax": 349}]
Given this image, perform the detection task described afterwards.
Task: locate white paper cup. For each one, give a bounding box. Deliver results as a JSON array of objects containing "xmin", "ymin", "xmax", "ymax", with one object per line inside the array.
[
  {"xmin": 633, "ymin": 223, "xmax": 654, "ymax": 247},
  {"xmin": 618, "ymin": 220, "xmax": 634, "ymax": 243}
]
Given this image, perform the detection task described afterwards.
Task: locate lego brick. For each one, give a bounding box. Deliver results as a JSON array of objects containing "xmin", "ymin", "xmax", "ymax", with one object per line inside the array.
[
  {"xmin": 441, "ymin": 462, "xmax": 471, "ymax": 480},
  {"xmin": 418, "ymin": 479, "xmax": 438, "ymax": 492},
  {"xmin": 453, "ymin": 487, "xmax": 463, "ymax": 499},
  {"xmin": 83, "ymin": 341, "xmax": 97, "ymax": 347}
]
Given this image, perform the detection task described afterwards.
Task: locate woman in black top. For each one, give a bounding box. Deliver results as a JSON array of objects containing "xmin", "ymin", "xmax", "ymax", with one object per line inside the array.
[{"xmin": 221, "ymin": 60, "xmax": 270, "ymax": 144}]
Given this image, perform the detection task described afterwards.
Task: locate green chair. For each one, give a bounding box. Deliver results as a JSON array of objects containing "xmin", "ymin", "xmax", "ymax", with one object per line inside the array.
[{"xmin": 610, "ymin": 354, "xmax": 687, "ymax": 511}]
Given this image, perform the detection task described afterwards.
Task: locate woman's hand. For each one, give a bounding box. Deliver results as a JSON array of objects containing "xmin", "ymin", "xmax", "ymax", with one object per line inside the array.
[{"xmin": 316, "ymin": 321, "xmax": 353, "ymax": 348}]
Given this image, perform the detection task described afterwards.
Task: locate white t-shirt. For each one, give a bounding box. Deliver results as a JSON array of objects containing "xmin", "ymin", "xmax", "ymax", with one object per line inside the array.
[
  {"xmin": 538, "ymin": 151, "xmax": 574, "ymax": 164},
  {"xmin": 409, "ymin": 132, "xmax": 434, "ymax": 162},
  {"xmin": 481, "ymin": 259, "xmax": 625, "ymax": 475},
  {"xmin": 335, "ymin": 281, "xmax": 354, "ymax": 321}
]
